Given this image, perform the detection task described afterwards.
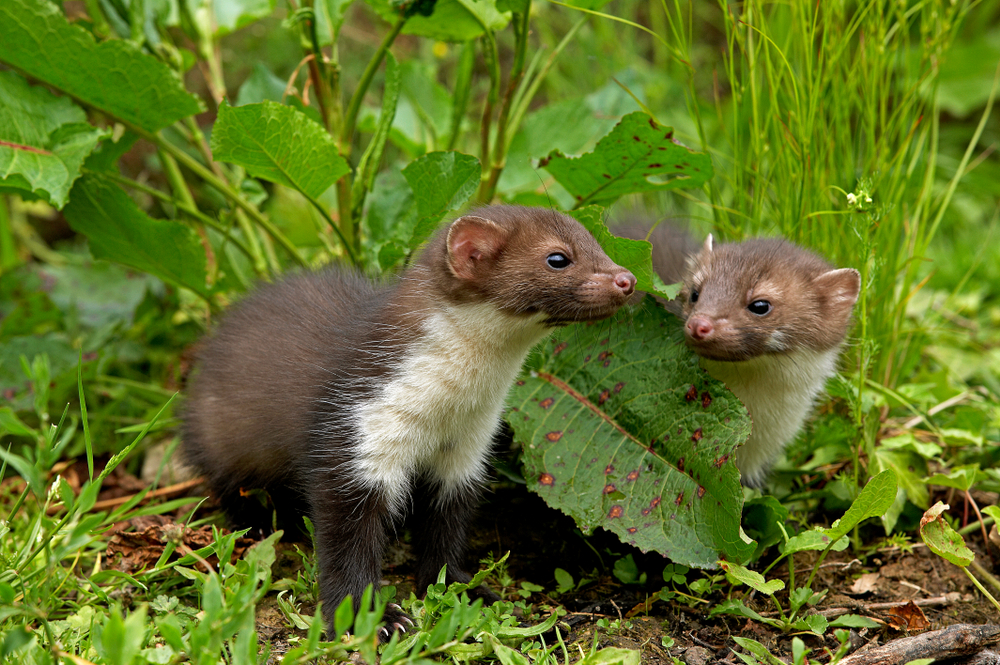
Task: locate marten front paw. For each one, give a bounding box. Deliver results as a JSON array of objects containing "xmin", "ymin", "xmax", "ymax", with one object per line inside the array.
[{"xmin": 378, "ymin": 603, "xmax": 415, "ymax": 643}]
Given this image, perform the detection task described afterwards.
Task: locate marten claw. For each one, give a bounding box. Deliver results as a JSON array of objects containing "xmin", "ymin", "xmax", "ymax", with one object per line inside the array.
[
  {"xmin": 401, "ymin": 616, "xmax": 415, "ymax": 627},
  {"xmin": 391, "ymin": 621, "xmax": 410, "ymax": 633}
]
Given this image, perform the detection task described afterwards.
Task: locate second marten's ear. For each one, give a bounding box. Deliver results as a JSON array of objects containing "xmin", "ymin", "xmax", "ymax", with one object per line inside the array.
[
  {"xmin": 447, "ymin": 216, "xmax": 509, "ymax": 280},
  {"xmin": 703, "ymin": 234, "xmax": 714, "ymax": 254},
  {"xmin": 814, "ymin": 268, "xmax": 861, "ymax": 324}
]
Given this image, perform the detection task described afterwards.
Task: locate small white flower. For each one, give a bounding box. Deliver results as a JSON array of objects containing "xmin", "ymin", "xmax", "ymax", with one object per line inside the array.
[
  {"xmin": 846, "ymin": 193, "xmax": 857, "ymax": 206},
  {"xmin": 865, "ymin": 196, "xmax": 872, "ymax": 203}
]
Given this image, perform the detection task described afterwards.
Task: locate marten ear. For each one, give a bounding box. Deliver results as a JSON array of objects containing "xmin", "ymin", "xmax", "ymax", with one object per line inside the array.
[
  {"xmin": 814, "ymin": 268, "xmax": 861, "ymax": 326},
  {"xmin": 447, "ymin": 216, "xmax": 509, "ymax": 280},
  {"xmin": 702, "ymin": 234, "xmax": 714, "ymax": 254}
]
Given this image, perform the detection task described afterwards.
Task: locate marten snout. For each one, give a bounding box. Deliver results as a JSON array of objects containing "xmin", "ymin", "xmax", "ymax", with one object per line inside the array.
[
  {"xmin": 687, "ymin": 315, "xmax": 714, "ymax": 340},
  {"xmin": 614, "ymin": 271, "xmax": 637, "ymax": 297}
]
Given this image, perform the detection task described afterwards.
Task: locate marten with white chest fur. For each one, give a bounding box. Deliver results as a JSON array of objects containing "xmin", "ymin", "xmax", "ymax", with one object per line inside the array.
[
  {"xmin": 182, "ymin": 206, "xmax": 636, "ymax": 639},
  {"xmin": 618, "ymin": 220, "xmax": 860, "ymax": 487}
]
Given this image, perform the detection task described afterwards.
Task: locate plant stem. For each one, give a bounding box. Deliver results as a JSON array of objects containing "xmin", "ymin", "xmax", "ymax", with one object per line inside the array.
[
  {"xmin": 963, "ymin": 566, "xmax": 1000, "ymax": 615},
  {"xmin": 341, "ymin": 17, "xmax": 406, "ymax": 152}
]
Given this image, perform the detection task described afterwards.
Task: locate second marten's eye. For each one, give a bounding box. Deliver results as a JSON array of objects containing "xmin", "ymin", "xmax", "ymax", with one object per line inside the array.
[
  {"xmin": 690, "ymin": 290, "xmax": 699, "ymax": 303},
  {"xmin": 748, "ymin": 300, "xmax": 772, "ymax": 316},
  {"xmin": 546, "ymin": 253, "xmax": 571, "ymax": 269}
]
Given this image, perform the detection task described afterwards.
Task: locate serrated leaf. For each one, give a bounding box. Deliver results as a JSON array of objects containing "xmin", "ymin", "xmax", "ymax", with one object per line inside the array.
[
  {"xmin": 366, "ymin": 0, "xmax": 510, "ymax": 42},
  {"xmin": 509, "ymin": 297, "xmax": 754, "ymax": 568},
  {"xmin": 820, "ymin": 470, "xmax": 898, "ymax": 542},
  {"xmin": 0, "ymin": 0, "xmax": 203, "ymax": 132},
  {"xmin": 0, "ymin": 71, "xmax": 109, "ymax": 208},
  {"xmin": 211, "ymin": 100, "xmax": 349, "ymax": 200},
  {"xmin": 920, "ymin": 502, "xmax": 974, "ymax": 567},
  {"xmin": 719, "ymin": 561, "xmax": 784, "ymax": 595},
  {"xmin": 539, "ymin": 112, "xmax": 712, "ymax": 207},
  {"xmin": 401, "ymin": 151, "xmax": 480, "ymax": 247},
  {"xmin": 63, "ymin": 174, "xmax": 209, "ymax": 299},
  {"xmin": 569, "ymin": 206, "xmax": 680, "ymax": 301}
]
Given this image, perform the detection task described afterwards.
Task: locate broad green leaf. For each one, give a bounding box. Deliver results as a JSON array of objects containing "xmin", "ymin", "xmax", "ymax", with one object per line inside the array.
[
  {"xmin": 0, "ymin": 446, "xmax": 45, "ymax": 499},
  {"xmin": 820, "ymin": 470, "xmax": 898, "ymax": 542},
  {"xmin": 509, "ymin": 297, "xmax": 754, "ymax": 568},
  {"xmin": 920, "ymin": 502, "xmax": 974, "ymax": 567},
  {"xmin": 0, "ymin": 0, "xmax": 203, "ymax": 132},
  {"xmin": 719, "ymin": 561, "xmax": 784, "ymax": 595},
  {"xmin": 926, "ymin": 464, "xmax": 986, "ymax": 492},
  {"xmin": 540, "ymin": 112, "xmax": 712, "ymax": 207},
  {"xmin": 570, "ymin": 206, "xmax": 681, "ymax": 301},
  {"xmin": 781, "ymin": 530, "xmax": 849, "ymax": 555},
  {"xmin": 796, "ymin": 614, "xmax": 828, "ymax": 635},
  {"xmin": 211, "ymin": 101, "xmax": 350, "ymax": 200},
  {"xmin": 983, "ymin": 505, "xmax": 1000, "ymax": 522},
  {"xmin": 0, "ymin": 71, "xmax": 108, "ymax": 208},
  {"xmin": 63, "ymin": 175, "xmax": 210, "ymax": 299},
  {"xmin": 213, "ymin": 0, "xmax": 277, "ymax": 35},
  {"xmin": 366, "ymin": 0, "xmax": 510, "ymax": 42},
  {"xmin": 401, "ymin": 151, "xmax": 481, "ymax": 247}
]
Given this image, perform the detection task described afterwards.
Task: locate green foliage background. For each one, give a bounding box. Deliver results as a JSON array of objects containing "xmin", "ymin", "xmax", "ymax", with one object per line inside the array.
[{"xmin": 1, "ymin": 0, "xmax": 999, "ymax": 661}]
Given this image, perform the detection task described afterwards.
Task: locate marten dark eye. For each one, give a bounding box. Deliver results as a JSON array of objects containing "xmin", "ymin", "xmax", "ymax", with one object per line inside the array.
[
  {"xmin": 690, "ymin": 290, "xmax": 699, "ymax": 303},
  {"xmin": 748, "ymin": 300, "xmax": 772, "ymax": 316},
  {"xmin": 546, "ymin": 253, "xmax": 571, "ymax": 270}
]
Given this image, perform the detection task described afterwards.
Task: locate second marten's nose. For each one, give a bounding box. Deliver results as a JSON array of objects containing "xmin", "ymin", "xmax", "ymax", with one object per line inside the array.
[
  {"xmin": 687, "ymin": 316, "xmax": 714, "ymax": 340},
  {"xmin": 614, "ymin": 271, "xmax": 636, "ymax": 296}
]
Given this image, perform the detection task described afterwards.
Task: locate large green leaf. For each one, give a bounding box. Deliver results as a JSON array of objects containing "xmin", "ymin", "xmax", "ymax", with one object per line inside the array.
[
  {"xmin": 365, "ymin": 0, "xmax": 509, "ymax": 42},
  {"xmin": 211, "ymin": 100, "xmax": 350, "ymax": 200},
  {"xmin": 539, "ymin": 112, "xmax": 712, "ymax": 207},
  {"xmin": 508, "ymin": 297, "xmax": 755, "ymax": 567},
  {"xmin": 63, "ymin": 174, "xmax": 209, "ymax": 299},
  {"xmin": 0, "ymin": 71, "xmax": 108, "ymax": 208},
  {"xmin": 570, "ymin": 206, "xmax": 680, "ymax": 301},
  {"xmin": 819, "ymin": 469, "xmax": 898, "ymax": 542},
  {"xmin": 0, "ymin": 0, "xmax": 203, "ymax": 132},
  {"xmin": 920, "ymin": 502, "xmax": 974, "ymax": 567},
  {"xmin": 401, "ymin": 151, "xmax": 480, "ymax": 247}
]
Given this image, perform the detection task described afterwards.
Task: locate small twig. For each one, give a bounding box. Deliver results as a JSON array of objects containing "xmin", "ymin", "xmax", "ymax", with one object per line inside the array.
[
  {"xmin": 46, "ymin": 478, "xmax": 204, "ymax": 516},
  {"xmin": 837, "ymin": 624, "xmax": 1000, "ymax": 665}
]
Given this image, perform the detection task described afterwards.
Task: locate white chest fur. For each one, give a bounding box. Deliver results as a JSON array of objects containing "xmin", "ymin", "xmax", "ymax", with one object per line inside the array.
[
  {"xmin": 353, "ymin": 303, "xmax": 550, "ymax": 513},
  {"xmin": 702, "ymin": 347, "xmax": 841, "ymax": 486}
]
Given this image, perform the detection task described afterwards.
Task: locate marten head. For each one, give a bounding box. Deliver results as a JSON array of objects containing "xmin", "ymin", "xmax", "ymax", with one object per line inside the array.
[
  {"xmin": 680, "ymin": 235, "xmax": 860, "ymax": 361},
  {"xmin": 421, "ymin": 206, "xmax": 636, "ymax": 326}
]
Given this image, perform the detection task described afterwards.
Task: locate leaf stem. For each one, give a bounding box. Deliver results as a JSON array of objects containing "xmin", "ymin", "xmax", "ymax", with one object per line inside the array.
[
  {"xmin": 963, "ymin": 566, "xmax": 1000, "ymax": 615},
  {"xmin": 341, "ymin": 17, "xmax": 406, "ymax": 151}
]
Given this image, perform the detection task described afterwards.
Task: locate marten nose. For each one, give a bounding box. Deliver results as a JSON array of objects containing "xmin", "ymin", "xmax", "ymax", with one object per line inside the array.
[
  {"xmin": 614, "ymin": 271, "xmax": 636, "ymax": 296},
  {"xmin": 687, "ymin": 316, "xmax": 714, "ymax": 340}
]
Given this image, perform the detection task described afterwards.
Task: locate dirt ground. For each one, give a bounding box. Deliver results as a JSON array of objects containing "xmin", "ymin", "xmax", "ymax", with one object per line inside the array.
[{"xmin": 77, "ymin": 451, "xmax": 1000, "ymax": 664}]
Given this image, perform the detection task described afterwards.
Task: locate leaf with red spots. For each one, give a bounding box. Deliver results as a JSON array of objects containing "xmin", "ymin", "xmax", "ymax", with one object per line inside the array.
[
  {"xmin": 508, "ymin": 297, "xmax": 754, "ymax": 568},
  {"xmin": 539, "ymin": 112, "xmax": 712, "ymax": 208}
]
